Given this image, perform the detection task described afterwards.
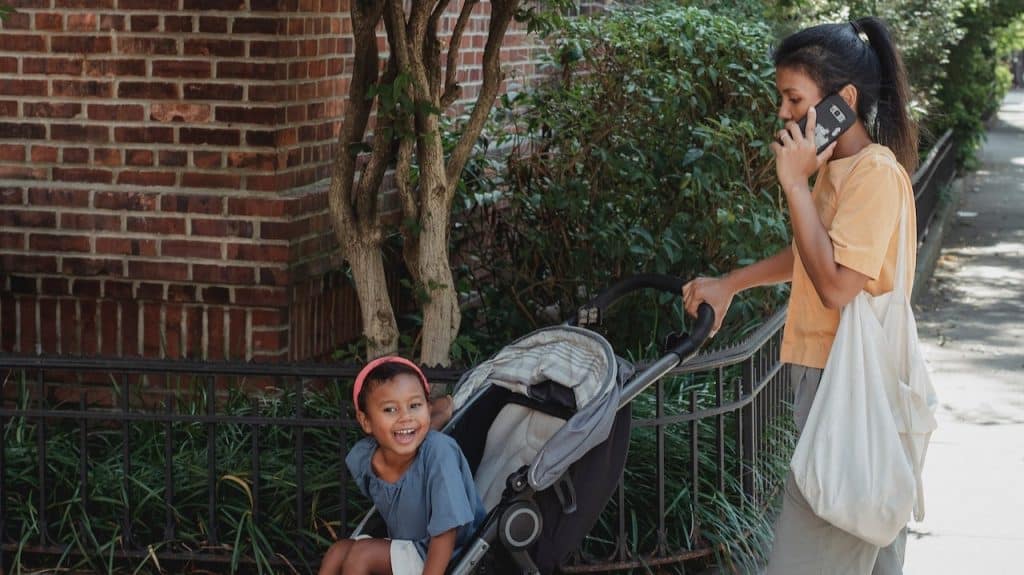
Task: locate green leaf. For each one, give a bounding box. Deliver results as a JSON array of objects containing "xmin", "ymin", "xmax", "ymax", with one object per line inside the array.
[{"xmin": 682, "ymin": 148, "xmax": 704, "ymax": 166}]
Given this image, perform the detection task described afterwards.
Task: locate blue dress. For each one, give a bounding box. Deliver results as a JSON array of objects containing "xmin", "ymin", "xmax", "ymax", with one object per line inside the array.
[{"xmin": 347, "ymin": 430, "xmax": 487, "ymax": 559}]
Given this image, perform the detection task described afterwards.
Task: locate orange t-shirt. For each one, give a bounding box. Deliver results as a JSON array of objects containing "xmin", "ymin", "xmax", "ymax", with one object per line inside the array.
[{"xmin": 780, "ymin": 143, "xmax": 917, "ymax": 369}]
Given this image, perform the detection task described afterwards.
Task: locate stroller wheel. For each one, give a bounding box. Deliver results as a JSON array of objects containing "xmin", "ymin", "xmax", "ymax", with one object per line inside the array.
[{"xmin": 499, "ymin": 500, "xmax": 543, "ymax": 550}]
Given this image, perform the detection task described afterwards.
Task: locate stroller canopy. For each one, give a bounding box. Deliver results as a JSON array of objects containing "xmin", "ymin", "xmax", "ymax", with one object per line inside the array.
[{"xmin": 451, "ymin": 326, "xmax": 622, "ymax": 492}]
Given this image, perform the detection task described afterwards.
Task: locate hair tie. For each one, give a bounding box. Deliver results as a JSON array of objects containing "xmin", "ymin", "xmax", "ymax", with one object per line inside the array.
[
  {"xmin": 352, "ymin": 356, "xmax": 430, "ymax": 408},
  {"xmin": 850, "ymin": 21, "xmax": 869, "ymax": 44}
]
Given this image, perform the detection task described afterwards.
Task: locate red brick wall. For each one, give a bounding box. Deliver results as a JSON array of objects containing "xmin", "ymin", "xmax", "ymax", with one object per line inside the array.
[{"xmin": 0, "ymin": 0, "xmax": 545, "ymax": 361}]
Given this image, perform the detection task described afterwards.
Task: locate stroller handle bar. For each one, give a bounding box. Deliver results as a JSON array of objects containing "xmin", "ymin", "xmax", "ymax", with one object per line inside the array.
[
  {"xmin": 581, "ymin": 273, "xmax": 688, "ymax": 312},
  {"xmin": 567, "ymin": 273, "xmax": 716, "ymax": 409},
  {"xmin": 570, "ymin": 273, "xmax": 715, "ymax": 358},
  {"xmin": 619, "ymin": 295, "xmax": 715, "ymax": 408}
]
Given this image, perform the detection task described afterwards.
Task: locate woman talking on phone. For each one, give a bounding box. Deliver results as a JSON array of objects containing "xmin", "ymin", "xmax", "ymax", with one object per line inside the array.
[{"xmin": 682, "ymin": 17, "xmax": 918, "ymax": 575}]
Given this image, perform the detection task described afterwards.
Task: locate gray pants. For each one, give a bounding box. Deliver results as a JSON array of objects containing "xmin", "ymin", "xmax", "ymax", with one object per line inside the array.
[{"xmin": 766, "ymin": 365, "xmax": 907, "ymax": 575}]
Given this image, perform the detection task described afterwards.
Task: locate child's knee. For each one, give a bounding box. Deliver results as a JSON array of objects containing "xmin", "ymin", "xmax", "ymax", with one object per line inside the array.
[
  {"xmin": 342, "ymin": 538, "xmax": 391, "ymax": 574},
  {"xmin": 319, "ymin": 539, "xmax": 354, "ymax": 574}
]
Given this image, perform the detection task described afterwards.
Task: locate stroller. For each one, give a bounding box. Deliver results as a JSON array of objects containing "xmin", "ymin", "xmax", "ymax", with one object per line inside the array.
[{"xmin": 351, "ymin": 274, "xmax": 715, "ymax": 574}]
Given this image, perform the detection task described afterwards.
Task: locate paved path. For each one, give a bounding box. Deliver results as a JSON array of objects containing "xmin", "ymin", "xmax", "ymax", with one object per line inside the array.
[{"xmin": 904, "ymin": 90, "xmax": 1024, "ymax": 574}]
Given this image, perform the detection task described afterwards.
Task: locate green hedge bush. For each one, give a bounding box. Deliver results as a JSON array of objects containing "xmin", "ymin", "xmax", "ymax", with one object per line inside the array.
[
  {"xmin": 455, "ymin": 4, "xmax": 790, "ymax": 355},
  {"xmin": 934, "ymin": 1, "xmax": 1024, "ymax": 167}
]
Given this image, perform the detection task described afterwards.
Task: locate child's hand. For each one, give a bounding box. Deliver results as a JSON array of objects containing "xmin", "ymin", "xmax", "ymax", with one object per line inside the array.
[
  {"xmin": 422, "ymin": 528, "xmax": 457, "ymax": 575},
  {"xmin": 429, "ymin": 394, "xmax": 454, "ymax": 430},
  {"xmin": 770, "ymin": 106, "xmax": 836, "ymax": 192}
]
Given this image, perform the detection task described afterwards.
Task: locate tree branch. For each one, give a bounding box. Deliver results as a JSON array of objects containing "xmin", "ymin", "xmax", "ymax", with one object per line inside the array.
[
  {"xmin": 403, "ymin": 0, "xmax": 436, "ymax": 105},
  {"xmin": 384, "ymin": 0, "xmax": 410, "ymax": 73},
  {"xmin": 331, "ymin": 0, "xmax": 385, "ymax": 235},
  {"xmin": 445, "ymin": 0, "xmax": 519, "ymax": 189},
  {"xmin": 384, "ymin": 0, "xmax": 435, "ymax": 150},
  {"xmin": 346, "ymin": 1, "xmax": 385, "ymax": 155},
  {"xmin": 425, "ymin": 0, "xmax": 448, "ymax": 104},
  {"xmin": 393, "ymin": 1, "xmax": 418, "ymax": 230},
  {"xmin": 396, "ymin": 124, "xmax": 417, "ymax": 225},
  {"xmin": 354, "ymin": 56, "xmax": 400, "ymax": 216},
  {"xmin": 442, "ymin": 0, "xmax": 478, "ymax": 107},
  {"xmin": 397, "ymin": 126, "xmax": 420, "ymax": 283}
]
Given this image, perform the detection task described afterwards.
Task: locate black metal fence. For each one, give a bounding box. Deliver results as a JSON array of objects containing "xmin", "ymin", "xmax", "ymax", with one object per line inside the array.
[
  {"xmin": 0, "ymin": 130, "xmax": 957, "ymax": 574},
  {"xmin": 0, "ymin": 358, "xmax": 403, "ymax": 573},
  {"xmin": 1, "ymin": 313, "xmax": 791, "ymax": 574},
  {"xmin": 562, "ymin": 309, "xmax": 792, "ymax": 572}
]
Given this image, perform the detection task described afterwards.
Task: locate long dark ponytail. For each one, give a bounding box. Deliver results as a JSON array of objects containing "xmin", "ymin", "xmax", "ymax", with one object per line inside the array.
[{"xmin": 773, "ymin": 17, "xmax": 918, "ymax": 172}]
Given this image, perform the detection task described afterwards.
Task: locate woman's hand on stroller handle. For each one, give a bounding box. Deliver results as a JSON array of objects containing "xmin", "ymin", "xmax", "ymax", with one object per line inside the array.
[
  {"xmin": 674, "ymin": 301, "xmax": 715, "ymax": 357},
  {"xmin": 682, "ymin": 276, "xmax": 733, "ymax": 337}
]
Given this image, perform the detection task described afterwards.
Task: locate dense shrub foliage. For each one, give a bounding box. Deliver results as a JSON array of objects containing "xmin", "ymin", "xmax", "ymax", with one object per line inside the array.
[
  {"xmin": 933, "ymin": 1, "xmax": 1024, "ymax": 166},
  {"xmin": 451, "ymin": 1, "xmax": 1024, "ymax": 357},
  {"xmin": 456, "ymin": 5, "xmax": 790, "ymax": 355}
]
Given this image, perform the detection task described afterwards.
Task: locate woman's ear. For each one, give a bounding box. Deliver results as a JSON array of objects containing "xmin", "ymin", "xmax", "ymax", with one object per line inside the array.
[{"xmin": 839, "ymin": 83, "xmax": 858, "ymax": 113}]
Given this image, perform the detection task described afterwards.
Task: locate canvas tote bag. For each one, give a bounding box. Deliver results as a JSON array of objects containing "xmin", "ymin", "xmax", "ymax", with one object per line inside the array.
[{"xmin": 789, "ymin": 186, "xmax": 939, "ymax": 547}]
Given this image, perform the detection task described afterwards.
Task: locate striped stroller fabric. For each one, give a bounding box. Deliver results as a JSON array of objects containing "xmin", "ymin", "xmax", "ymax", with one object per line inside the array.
[{"xmin": 450, "ymin": 325, "xmax": 621, "ymax": 492}]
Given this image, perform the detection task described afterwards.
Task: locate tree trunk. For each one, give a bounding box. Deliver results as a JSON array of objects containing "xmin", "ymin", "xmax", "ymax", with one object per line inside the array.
[
  {"xmin": 417, "ymin": 203, "xmax": 460, "ymax": 367},
  {"xmin": 333, "ymin": 0, "xmax": 523, "ymax": 366},
  {"xmin": 346, "ymin": 236, "xmax": 399, "ymax": 359}
]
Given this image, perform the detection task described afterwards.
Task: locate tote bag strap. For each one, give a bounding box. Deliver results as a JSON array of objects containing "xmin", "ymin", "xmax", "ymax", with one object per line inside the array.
[
  {"xmin": 887, "ymin": 173, "xmax": 931, "ymax": 519},
  {"xmin": 891, "ymin": 161, "xmax": 912, "ymax": 296}
]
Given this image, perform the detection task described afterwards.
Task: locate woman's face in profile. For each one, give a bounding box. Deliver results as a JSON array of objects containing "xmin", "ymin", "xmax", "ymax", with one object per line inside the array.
[{"xmin": 775, "ymin": 65, "xmax": 823, "ymax": 125}]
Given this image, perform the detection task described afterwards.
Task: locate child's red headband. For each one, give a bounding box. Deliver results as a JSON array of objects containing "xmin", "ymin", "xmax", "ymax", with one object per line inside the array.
[{"xmin": 352, "ymin": 356, "xmax": 429, "ymax": 409}]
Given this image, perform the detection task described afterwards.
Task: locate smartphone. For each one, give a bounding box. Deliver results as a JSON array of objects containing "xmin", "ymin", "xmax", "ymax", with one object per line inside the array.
[{"xmin": 792, "ymin": 93, "xmax": 856, "ymax": 154}]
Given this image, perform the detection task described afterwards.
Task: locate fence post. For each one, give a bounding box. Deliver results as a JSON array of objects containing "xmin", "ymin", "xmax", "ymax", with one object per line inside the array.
[
  {"xmin": 656, "ymin": 379, "xmax": 668, "ymax": 553},
  {"xmin": 295, "ymin": 375, "xmax": 309, "ymax": 563},
  {"xmin": 122, "ymin": 373, "xmax": 134, "ymax": 546},
  {"xmin": 740, "ymin": 358, "xmax": 756, "ymax": 503},
  {"xmin": 206, "ymin": 375, "xmax": 218, "ymax": 547},
  {"xmin": 164, "ymin": 389, "xmax": 176, "ymax": 542},
  {"xmin": 36, "ymin": 368, "xmax": 49, "ymax": 545},
  {"xmin": 1, "ymin": 404, "xmax": 6, "ymax": 569}
]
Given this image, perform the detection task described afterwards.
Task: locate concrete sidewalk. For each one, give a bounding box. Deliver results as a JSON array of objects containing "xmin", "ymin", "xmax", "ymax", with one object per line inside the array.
[{"xmin": 903, "ymin": 91, "xmax": 1024, "ymax": 574}]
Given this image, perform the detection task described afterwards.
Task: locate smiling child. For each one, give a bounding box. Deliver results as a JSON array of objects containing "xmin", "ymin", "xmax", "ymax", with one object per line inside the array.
[{"xmin": 318, "ymin": 356, "xmax": 485, "ymax": 575}]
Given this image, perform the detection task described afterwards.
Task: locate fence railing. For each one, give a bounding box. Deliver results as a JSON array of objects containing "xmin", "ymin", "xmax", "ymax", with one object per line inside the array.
[
  {"xmin": 0, "ymin": 357, "xmax": 459, "ymax": 573},
  {"xmin": 0, "ymin": 131, "xmax": 957, "ymax": 574},
  {"xmin": 914, "ymin": 129, "xmax": 956, "ymax": 243},
  {"xmin": 561, "ymin": 309, "xmax": 792, "ymax": 571},
  {"xmin": 0, "ymin": 311, "xmax": 790, "ymax": 574}
]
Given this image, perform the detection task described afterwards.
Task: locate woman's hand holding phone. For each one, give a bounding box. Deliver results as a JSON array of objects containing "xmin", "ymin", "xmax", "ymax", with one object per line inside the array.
[{"xmin": 771, "ymin": 105, "xmax": 837, "ymax": 193}]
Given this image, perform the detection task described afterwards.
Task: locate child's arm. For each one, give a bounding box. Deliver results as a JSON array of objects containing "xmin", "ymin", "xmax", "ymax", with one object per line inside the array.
[{"xmin": 422, "ymin": 528, "xmax": 458, "ymax": 575}]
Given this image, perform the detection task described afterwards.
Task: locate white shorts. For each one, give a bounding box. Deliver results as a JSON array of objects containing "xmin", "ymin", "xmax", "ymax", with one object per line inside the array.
[{"xmin": 389, "ymin": 539, "xmax": 424, "ymax": 575}]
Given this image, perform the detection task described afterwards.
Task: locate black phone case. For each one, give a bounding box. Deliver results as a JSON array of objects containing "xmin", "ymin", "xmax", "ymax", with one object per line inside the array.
[{"xmin": 795, "ymin": 94, "xmax": 856, "ymax": 154}]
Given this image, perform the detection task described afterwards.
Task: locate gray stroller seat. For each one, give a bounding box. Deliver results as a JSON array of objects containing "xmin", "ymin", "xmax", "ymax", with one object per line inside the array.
[{"xmin": 474, "ymin": 405, "xmax": 566, "ymax": 510}]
